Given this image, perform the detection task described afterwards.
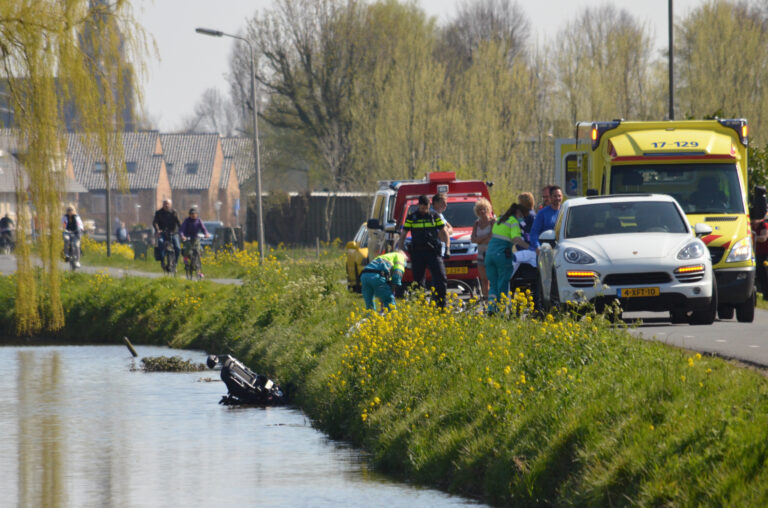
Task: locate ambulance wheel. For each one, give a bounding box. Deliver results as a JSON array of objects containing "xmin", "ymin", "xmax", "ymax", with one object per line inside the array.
[
  {"xmin": 717, "ymin": 305, "xmax": 734, "ymax": 320},
  {"xmin": 736, "ymin": 289, "xmax": 756, "ymax": 323}
]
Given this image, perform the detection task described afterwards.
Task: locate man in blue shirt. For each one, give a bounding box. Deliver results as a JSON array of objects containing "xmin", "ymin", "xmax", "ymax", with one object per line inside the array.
[{"xmin": 529, "ymin": 185, "xmax": 563, "ymax": 253}]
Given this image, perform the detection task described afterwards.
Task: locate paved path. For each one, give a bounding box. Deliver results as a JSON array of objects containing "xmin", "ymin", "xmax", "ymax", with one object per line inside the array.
[
  {"xmin": 0, "ymin": 253, "xmax": 242, "ymax": 285},
  {"xmin": 626, "ymin": 310, "xmax": 768, "ymax": 367}
]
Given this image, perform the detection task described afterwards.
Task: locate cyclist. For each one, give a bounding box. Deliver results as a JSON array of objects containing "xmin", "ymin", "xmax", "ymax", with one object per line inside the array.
[
  {"xmin": 61, "ymin": 206, "xmax": 84, "ymax": 267},
  {"xmin": 179, "ymin": 207, "xmax": 210, "ymax": 278},
  {"xmin": 0, "ymin": 213, "xmax": 14, "ymax": 251},
  {"xmin": 152, "ymin": 199, "xmax": 182, "ymax": 264}
]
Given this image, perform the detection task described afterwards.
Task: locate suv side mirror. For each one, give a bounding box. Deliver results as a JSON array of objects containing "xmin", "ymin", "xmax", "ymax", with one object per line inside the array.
[
  {"xmin": 694, "ymin": 223, "xmax": 713, "ymax": 237},
  {"xmin": 539, "ymin": 229, "xmax": 556, "ymax": 244},
  {"xmin": 366, "ymin": 219, "xmax": 382, "ymax": 230}
]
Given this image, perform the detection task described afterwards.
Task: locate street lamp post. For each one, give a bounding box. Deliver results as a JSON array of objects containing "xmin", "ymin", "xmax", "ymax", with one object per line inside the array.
[{"xmin": 196, "ymin": 27, "xmax": 265, "ymax": 263}]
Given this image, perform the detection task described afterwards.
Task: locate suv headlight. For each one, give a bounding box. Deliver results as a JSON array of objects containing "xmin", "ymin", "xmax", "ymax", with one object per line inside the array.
[
  {"xmin": 563, "ymin": 247, "xmax": 595, "ymax": 264},
  {"xmin": 725, "ymin": 237, "xmax": 752, "ymax": 263},
  {"xmin": 677, "ymin": 241, "xmax": 706, "ymax": 260}
]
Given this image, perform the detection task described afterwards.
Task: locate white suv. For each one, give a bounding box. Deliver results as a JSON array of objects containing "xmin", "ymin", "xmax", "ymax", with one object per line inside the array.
[{"xmin": 538, "ymin": 194, "xmax": 716, "ymax": 324}]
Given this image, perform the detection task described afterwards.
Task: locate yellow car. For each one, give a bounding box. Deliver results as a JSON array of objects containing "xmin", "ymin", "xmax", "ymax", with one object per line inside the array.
[{"xmin": 345, "ymin": 223, "xmax": 369, "ymax": 292}]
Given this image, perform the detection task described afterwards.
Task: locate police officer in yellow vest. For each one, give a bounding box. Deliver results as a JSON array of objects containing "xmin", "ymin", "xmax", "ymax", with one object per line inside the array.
[
  {"xmin": 360, "ymin": 250, "xmax": 408, "ymax": 311},
  {"xmin": 397, "ymin": 194, "xmax": 450, "ymax": 307}
]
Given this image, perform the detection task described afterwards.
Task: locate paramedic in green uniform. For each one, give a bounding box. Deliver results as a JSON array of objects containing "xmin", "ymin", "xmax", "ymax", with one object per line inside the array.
[
  {"xmin": 360, "ymin": 250, "xmax": 408, "ymax": 311},
  {"xmin": 484, "ymin": 202, "xmax": 529, "ymax": 313}
]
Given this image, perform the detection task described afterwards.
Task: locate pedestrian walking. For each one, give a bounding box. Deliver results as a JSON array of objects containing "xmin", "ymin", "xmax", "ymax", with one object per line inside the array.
[
  {"xmin": 116, "ymin": 222, "xmax": 130, "ymax": 244},
  {"xmin": 397, "ymin": 195, "xmax": 450, "ymax": 308}
]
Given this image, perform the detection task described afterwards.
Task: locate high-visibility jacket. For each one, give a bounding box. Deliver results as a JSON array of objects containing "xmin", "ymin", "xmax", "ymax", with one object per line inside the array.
[
  {"xmin": 403, "ymin": 211, "xmax": 444, "ymax": 252},
  {"xmin": 362, "ymin": 251, "xmax": 407, "ymax": 285},
  {"xmin": 491, "ymin": 216, "xmax": 522, "ymax": 243}
]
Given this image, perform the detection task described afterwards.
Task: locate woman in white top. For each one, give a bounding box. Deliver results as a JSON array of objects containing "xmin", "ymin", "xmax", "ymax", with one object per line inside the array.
[{"xmin": 470, "ymin": 197, "xmax": 494, "ymax": 299}]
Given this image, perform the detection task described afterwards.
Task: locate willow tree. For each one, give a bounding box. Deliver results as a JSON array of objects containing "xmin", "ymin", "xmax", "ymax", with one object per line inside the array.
[
  {"xmin": 551, "ymin": 5, "xmax": 661, "ymax": 126},
  {"xmin": 0, "ymin": 0, "xmax": 145, "ymax": 335},
  {"xmin": 676, "ymin": 0, "xmax": 768, "ymax": 143},
  {"xmin": 347, "ymin": 0, "xmax": 445, "ymax": 182},
  {"xmin": 245, "ymin": 0, "xmax": 369, "ymax": 241}
]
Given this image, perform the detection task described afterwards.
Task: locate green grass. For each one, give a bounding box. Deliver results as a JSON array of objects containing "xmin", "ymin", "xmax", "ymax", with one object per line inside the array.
[
  {"xmin": 2, "ymin": 261, "xmax": 768, "ymax": 505},
  {"xmin": 78, "ymin": 243, "xmax": 342, "ymax": 279}
]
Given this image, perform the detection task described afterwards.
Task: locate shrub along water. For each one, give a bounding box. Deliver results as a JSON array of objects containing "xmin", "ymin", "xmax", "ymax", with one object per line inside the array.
[{"xmin": 1, "ymin": 261, "xmax": 768, "ymax": 505}]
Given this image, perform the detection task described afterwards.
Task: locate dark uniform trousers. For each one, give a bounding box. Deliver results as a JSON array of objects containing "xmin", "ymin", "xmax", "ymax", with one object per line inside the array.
[{"xmin": 410, "ymin": 248, "xmax": 447, "ymax": 307}]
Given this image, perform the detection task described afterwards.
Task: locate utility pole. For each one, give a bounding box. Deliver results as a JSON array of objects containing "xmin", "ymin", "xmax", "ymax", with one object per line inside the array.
[
  {"xmin": 196, "ymin": 27, "xmax": 265, "ymax": 263},
  {"xmin": 668, "ymin": 0, "xmax": 675, "ymax": 120}
]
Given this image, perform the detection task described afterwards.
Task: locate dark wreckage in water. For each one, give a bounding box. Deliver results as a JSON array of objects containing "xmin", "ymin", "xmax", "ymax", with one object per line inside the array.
[{"xmin": 206, "ymin": 355, "xmax": 288, "ymax": 406}]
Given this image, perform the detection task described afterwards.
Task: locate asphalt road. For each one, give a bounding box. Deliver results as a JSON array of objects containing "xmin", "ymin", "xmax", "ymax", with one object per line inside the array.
[
  {"xmin": 626, "ymin": 309, "xmax": 768, "ymax": 367},
  {"xmin": 2, "ymin": 252, "xmax": 766, "ymax": 367}
]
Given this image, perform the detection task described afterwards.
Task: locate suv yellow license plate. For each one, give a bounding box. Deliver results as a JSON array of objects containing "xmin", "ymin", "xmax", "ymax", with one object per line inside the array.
[
  {"xmin": 446, "ymin": 266, "xmax": 468, "ymax": 275},
  {"xmin": 618, "ymin": 287, "xmax": 660, "ymax": 298}
]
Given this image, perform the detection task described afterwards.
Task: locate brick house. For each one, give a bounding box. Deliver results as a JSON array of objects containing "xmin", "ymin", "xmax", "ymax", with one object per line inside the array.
[
  {"xmin": 1, "ymin": 129, "xmax": 86, "ymax": 221},
  {"xmin": 160, "ymin": 133, "xmax": 240, "ymax": 225},
  {"xmin": 220, "ymin": 137, "xmax": 251, "ymax": 226},
  {"xmin": 68, "ymin": 131, "xmax": 171, "ymax": 229}
]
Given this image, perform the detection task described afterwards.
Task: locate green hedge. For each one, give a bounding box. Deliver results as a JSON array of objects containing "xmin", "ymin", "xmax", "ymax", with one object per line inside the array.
[{"xmin": 2, "ymin": 265, "xmax": 768, "ymax": 505}]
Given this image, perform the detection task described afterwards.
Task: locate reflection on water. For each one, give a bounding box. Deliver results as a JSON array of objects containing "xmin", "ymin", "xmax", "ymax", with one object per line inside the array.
[
  {"xmin": 17, "ymin": 351, "xmax": 64, "ymax": 508},
  {"xmin": 0, "ymin": 346, "xmax": 480, "ymax": 507}
]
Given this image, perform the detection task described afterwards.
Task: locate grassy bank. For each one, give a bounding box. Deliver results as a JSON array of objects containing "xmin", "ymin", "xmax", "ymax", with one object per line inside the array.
[
  {"xmin": 2, "ymin": 261, "xmax": 768, "ymax": 505},
  {"xmin": 76, "ymin": 236, "xmax": 340, "ymax": 279}
]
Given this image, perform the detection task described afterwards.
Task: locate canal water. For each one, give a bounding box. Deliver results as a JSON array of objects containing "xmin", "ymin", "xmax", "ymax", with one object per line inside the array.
[{"xmin": 0, "ymin": 345, "xmax": 480, "ymax": 507}]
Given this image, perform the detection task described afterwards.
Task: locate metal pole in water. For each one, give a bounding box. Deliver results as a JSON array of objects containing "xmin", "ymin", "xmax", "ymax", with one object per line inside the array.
[{"xmin": 123, "ymin": 336, "xmax": 138, "ymax": 357}]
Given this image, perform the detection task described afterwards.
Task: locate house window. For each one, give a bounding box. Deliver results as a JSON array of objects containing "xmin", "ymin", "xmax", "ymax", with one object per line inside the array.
[
  {"xmin": 126, "ymin": 161, "xmax": 137, "ymax": 173},
  {"xmin": 115, "ymin": 192, "xmax": 139, "ymax": 213},
  {"xmin": 185, "ymin": 162, "xmax": 199, "ymax": 174},
  {"xmin": 166, "ymin": 163, "xmax": 173, "ymax": 173},
  {"xmin": 90, "ymin": 193, "xmax": 106, "ymax": 213},
  {"xmin": 93, "ymin": 162, "xmax": 106, "ymax": 172}
]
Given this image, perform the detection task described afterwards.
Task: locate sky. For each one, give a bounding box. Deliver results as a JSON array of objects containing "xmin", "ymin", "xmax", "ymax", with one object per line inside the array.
[{"xmin": 135, "ymin": 0, "xmax": 706, "ymax": 132}]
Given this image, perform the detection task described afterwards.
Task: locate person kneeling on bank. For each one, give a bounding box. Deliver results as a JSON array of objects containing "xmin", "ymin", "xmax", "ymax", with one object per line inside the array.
[{"xmin": 360, "ymin": 250, "xmax": 407, "ymax": 311}]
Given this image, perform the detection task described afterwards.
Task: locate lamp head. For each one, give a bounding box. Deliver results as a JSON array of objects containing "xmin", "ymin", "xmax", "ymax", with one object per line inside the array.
[{"xmin": 195, "ymin": 28, "xmax": 224, "ymax": 37}]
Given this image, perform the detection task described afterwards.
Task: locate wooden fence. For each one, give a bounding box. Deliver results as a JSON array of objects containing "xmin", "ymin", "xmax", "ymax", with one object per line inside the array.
[{"xmin": 245, "ymin": 191, "xmax": 373, "ymax": 246}]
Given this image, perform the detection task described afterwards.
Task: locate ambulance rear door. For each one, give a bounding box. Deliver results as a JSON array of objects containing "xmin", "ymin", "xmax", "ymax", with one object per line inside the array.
[{"xmin": 555, "ymin": 138, "xmax": 591, "ymax": 198}]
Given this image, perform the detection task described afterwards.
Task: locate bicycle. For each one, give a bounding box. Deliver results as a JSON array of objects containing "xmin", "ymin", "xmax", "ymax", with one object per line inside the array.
[
  {"xmin": 158, "ymin": 231, "xmax": 177, "ymax": 275},
  {"xmin": 182, "ymin": 237, "xmax": 203, "ymax": 280},
  {"xmin": 0, "ymin": 230, "xmax": 13, "ymax": 255},
  {"xmin": 62, "ymin": 231, "xmax": 80, "ymax": 270}
]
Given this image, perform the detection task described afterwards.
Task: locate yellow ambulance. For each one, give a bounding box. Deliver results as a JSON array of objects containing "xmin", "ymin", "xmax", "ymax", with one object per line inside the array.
[{"xmin": 555, "ymin": 119, "xmax": 756, "ymax": 322}]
